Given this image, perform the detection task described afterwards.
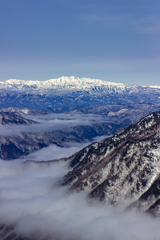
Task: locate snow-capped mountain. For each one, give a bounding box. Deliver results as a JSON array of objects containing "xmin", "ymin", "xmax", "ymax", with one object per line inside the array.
[
  {"xmin": 150, "ymin": 85, "xmax": 160, "ymax": 89},
  {"xmin": 0, "ymin": 76, "xmax": 160, "ymax": 110},
  {"xmin": 62, "ymin": 111, "xmax": 160, "ymax": 215},
  {"xmin": 0, "ymin": 76, "xmax": 127, "ymax": 93},
  {"xmin": 1, "ymin": 79, "xmax": 160, "ymax": 240}
]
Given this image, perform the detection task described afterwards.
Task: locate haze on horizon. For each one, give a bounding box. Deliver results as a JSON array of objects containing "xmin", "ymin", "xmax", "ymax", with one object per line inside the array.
[{"xmin": 0, "ymin": 0, "xmax": 160, "ymax": 86}]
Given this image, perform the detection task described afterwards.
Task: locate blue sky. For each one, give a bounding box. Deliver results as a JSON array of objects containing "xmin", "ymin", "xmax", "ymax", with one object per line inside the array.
[{"xmin": 0, "ymin": 0, "xmax": 160, "ymax": 86}]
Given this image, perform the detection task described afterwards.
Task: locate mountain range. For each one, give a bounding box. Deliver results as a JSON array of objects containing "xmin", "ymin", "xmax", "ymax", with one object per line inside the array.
[
  {"xmin": 1, "ymin": 102, "xmax": 160, "ymax": 160},
  {"xmin": 1, "ymin": 77, "xmax": 160, "ymax": 239},
  {"xmin": 0, "ymin": 74, "xmax": 160, "ymax": 160},
  {"xmin": 0, "ymin": 76, "xmax": 160, "ymax": 110},
  {"xmin": 0, "ymin": 107, "xmax": 130, "ymax": 160}
]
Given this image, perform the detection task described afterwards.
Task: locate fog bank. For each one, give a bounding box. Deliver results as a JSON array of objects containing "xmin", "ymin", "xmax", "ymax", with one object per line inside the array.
[
  {"xmin": 0, "ymin": 159, "xmax": 160, "ymax": 240},
  {"xmin": 0, "ymin": 113, "xmax": 108, "ymax": 135}
]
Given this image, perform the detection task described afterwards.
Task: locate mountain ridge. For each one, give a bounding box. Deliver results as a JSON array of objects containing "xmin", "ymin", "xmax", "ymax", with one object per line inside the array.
[
  {"xmin": 62, "ymin": 111, "xmax": 160, "ymax": 214},
  {"xmin": 0, "ymin": 76, "xmax": 127, "ymax": 92},
  {"xmin": 1, "ymin": 76, "xmax": 160, "ymax": 94},
  {"xmin": 0, "ymin": 76, "xmax": 160, "ymax": 110}
]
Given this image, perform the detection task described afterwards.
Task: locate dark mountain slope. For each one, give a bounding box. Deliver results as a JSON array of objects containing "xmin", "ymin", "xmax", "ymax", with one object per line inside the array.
[
  {"xmin": 0, "ymin": 112, "xmax": 37, "ymax": 125},
  {"xmin": 0, "ymin": 107, "xmax": 129, "ymax": 160},
  {"xmin": 62, "ymin": 111, "xmax": 160, "ymax": 214},
  {"xmin": 0, "ymin": 122, "xmax": 128, "ymax": 160}
]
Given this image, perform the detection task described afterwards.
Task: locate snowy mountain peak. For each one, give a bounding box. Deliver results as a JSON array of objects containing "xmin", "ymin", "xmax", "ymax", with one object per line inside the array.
[
  {"xmin": 149, "ymin": 85, "xmax": 160, "ymax": 89},
  {"xmin": 45, "ymin": 76, "xmax": 127, "ymax": 91},
  {"xmin": 0, "ymin": 76, "xmax": 126, "ymax": 92},
  {"xmin": 0, "ymin": 76, "xmax": 160, "ymax": 110}
]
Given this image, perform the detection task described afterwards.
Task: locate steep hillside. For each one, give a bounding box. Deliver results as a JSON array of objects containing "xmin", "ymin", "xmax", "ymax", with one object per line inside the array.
[{"xmin": 62, "ymin": 111, "xmax": 160, "ymax": 215}]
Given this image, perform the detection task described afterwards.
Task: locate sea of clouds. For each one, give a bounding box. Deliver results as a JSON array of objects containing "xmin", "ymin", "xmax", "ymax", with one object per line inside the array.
[
  {"xmin": 1, "ymin": 156, "xmax": 160, "ymax": 240},
  {"xmin": 1, "ymin": 113, "xmax": 160, "ymax": 239},
  {"xmin": 0, "ymin": 113, "xmax": 109, "ymax": 136},
  {"xmin": 16, "ymin": 134, "xmax": 110, "ymax": 162}
]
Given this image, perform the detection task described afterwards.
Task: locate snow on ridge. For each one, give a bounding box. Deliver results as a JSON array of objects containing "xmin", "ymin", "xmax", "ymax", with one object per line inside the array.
[
  {"xmin": 45, "ymin": 76, "xmax": 126, "ymax": 89},
  {"xmin": 0, "ymin": 76, "xmax": 126, "ymax": 91},
  {"xmin": 4, "ymin": 79, "xmax": 42, "ymax": 87},
  {"xmin": 32, "ymin": 76, "xmax": 124, "ymax": 87},
  {"xmin": 149, "ymin": 85, "xmax": 160, "ymax": 89}
]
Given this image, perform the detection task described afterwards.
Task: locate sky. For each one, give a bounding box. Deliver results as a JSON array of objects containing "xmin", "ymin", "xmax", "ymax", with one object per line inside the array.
[{"xmin": 0, "ymin": 0, "xmax": 160, "ymax": 86}]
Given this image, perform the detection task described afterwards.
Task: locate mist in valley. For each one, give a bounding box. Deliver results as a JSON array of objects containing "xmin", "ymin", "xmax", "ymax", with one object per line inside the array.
[
  {"xmin": 1, "ymin": 156, "xmax": 160, "ymax": 240},
  {"xmin": 0, "ymin": 114, "xmax": 160, "ymax": 240}
]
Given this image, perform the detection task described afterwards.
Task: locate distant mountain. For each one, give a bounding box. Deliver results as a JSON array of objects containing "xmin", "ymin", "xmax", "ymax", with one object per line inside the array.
[
  {"xmin": 41, "ymin": 103, "xmax": 160, "ymax": 125},
  {"xmin": 150, "ymin": 85, "xmax": 160, "ymax": 89},
  {"xmin": 1, "ymin": 79, "xmax": 160, "ymax": 240},
  {"xmin": 0, "ymin": 108, "xmax": 129, "ymax": 160},
  {"xmin": 0, "ymin": 76, "xmax": 127, "ymax": 92},
  {"xmin": 62, "ymin": 111, "xmax": 160, "ymax": 215},
  {"xmin": 0, "ymin": 107, "xmax": 46, "ymax": 116},
  {"xmin": 0, "ymin": 76, "xmax": 160, "ymax": 110},
  {"xmin": 0, "ymin": 110, "xmax": 37, "ymax": 125},
  {"xmin": 1, "ymin": 103, "xmax": 160, "ymax": 160}
]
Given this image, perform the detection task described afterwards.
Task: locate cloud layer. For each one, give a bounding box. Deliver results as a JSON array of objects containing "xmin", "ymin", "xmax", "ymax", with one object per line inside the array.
[
  {"xmin": 1, "ymin": 113, "xmax": 160, "ymax": 239},
  {"xmin": 0, "ymin": 113, "xmax": 108, "ymax": 136},
  {"xmin": 1, "ymin": 157, "xmax": 160, "ymax": 240},
  {"xmin": 17, "ymin": 142, "xmax": 90, "ymax": 161}
]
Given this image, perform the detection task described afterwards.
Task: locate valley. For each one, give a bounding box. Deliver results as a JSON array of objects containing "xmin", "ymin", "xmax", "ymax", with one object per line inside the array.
[{"xmin": 1, "ymin": 77, "xmax": 160, "ymax": 240}]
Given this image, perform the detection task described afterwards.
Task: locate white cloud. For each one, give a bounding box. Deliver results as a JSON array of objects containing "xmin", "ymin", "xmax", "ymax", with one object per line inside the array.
[
  {"xmin": 1, "ymin": 158, "xmax": 160, "ymax": 240},
  {"xmin": 0, "ymin": 113, "xmax": 108, "ymax": 136},
  {"xmin": 1, "ymin": 112, "xmax": 160, "ymax": 239},
  {"xmin": 5, "ymin": 135, "xmax": 110, "ymax": 162},
  {"xmin": 17, "ymin": 141, "xmax": 91, "ymax": 161}
]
